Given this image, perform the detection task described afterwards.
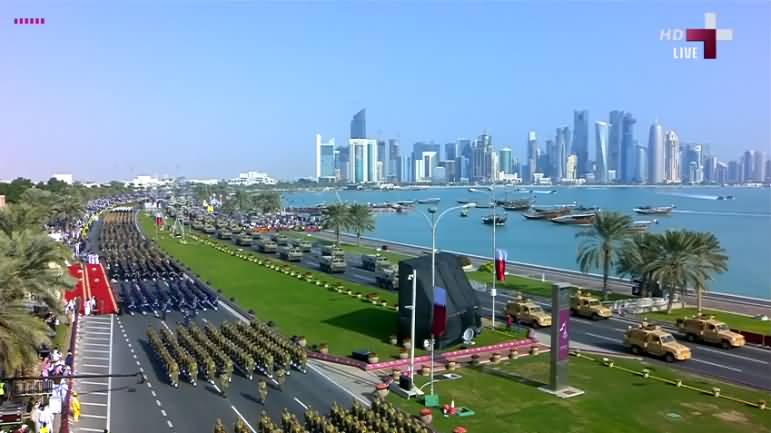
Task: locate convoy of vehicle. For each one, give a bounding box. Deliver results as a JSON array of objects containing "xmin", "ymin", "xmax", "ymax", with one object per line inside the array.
[
  {"xmin": 505, "ymin": 297, "xmax": 552, "ymax": 327},
  {"xmin": 623, "ymin": 322, "xmax": 692, "ymax": 362},
  {"xmin": 278, "ymin": 245, "xmax": 304, "ymax": 262},
  {"xmin": 676, "ymin": 315, "xmax": 746, "ymax": 348},
  {"xmin": 570, "ymin": 290, "xmax": 612, "ymax": 320}
]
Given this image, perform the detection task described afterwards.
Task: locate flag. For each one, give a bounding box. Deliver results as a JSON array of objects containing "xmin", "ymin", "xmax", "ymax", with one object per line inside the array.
[
  {"xmin": 432, "ymin": 286, "xmax": 448, "ymax": 337},
  {"xmin": 495, "ymin": 248, "xmax": 507, "ymax": 281},
  {"xmin": 155, "ymin": 212, "xmax": 164, "ymax": 227}
]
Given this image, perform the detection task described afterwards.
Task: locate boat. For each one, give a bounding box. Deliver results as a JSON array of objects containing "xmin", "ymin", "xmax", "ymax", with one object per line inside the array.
[
  {"xmin": 523, "ymin": 207, "xmax": 572, "ymax": 220},
  {"xmin": 501, "ymin": 199, "xmax": 533, "ymax": 211},
  {"xmin": 630, "ymin": 219, "xmax": 658, "ymax": 232},
  {"xmin": 474, "ymin": 202, "xmax": 495, "ymax": 209},
  {"xmin": 482, "ymin": 214, "xmax": 507, "ymax": 225},
  {"xmin": 574, "ymin": 205, "xmax": 599, "ymax": 212},
  {"xmin": 716, "ymin": 195, "xmax": 735, "ymax": 200},
  {"xmin": 396, "ymin": 200, "xmax": 416, "ymax": 206},
  {"xmin": 634, "ymin": 205, "xmax": 674, "ymax": 215},
  {"xmin": 457, "ymin": 200, "xmax": 472, "ymax": 204},
  {"xmin": 460, "ymin": 209, "xmax": 469, "ymax": 218},
  {"xmin": 417, "ymin": 198, "xmax": 441, "ymax": 204},
  {"xmin": 550, "ymin": 212, "xmax": 596, "ymax": 226}
]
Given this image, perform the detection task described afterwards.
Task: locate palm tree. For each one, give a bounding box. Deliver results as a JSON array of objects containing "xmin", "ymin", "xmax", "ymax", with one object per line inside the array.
[
  {"xmin": 51, "ymin": 195, "xmax": 85, "ymax": 233},
  {"xmin": 617, "ymin": 232, "xmax": 661, "ymax": 297},
  {"xmin": 348, "ymin": 204, "xmax": 375, "ymax": 246},
  {"xmin": 320, "ymin": 204, "xmax": 351, "ymax": 243},
  {"xmin": 0, "ymin": 302, "xmax": 54, "ymax": 375},
  {"xmin": 576, "ymin": 211, "xmax": 633, "ymax": 300},
  {"xmin": 689, "ymin": 231, "xmax": 728, "ymax": 315},
  {"xmin": 645, "ymin": 230, "xmax": 703, "ymax": 313}
]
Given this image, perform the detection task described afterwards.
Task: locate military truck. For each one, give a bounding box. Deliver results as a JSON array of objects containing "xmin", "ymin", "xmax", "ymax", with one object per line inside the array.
[
  {"xmin": 504, "ymin": 297, "xmax": 552, "ymax": 327},
  {"xmin": 254, "ymin": 236, "xmax": 277, "ymax": 253},
  {"xmin": 361, "ymin": 254, "xmax": 390, "ymax": 272},
  {"xmin": 676, "ymin": 315, "xmax": 745, "ymax": 349},
  {"xmin": 321, "ymin": 244, "xmax": 345, "ymax": 257},
  {"xmin": 235, "ymin": 234, "xmax": 253, "ymax": 246},
  {"xmin": 203, "ymin": 224, "xmax": 216, "ymax": 234},
  {"xmin": 320, "ymin": 254, "xmax": 346, "ymax": 273},
  {"xmin": 623, "ymin": 323, "xmax": 692, "ymax": 362},
  {"xmin": 279, "ymin": 245, "xmax": 303, "ymax": 262},
  {"xmin": 570, "ymin": 290, "xmax": 612, "ymax": 320},
  {"xmin": 229, "ymin": 223, "xmax": 242, "ymax": 235},
  {"xmin": 295, "ymin": 239, "xmax": 313, "ymax": 252},
  {"xmin": 374, "ymin": 265, "xmax": 399, "ymax": 290},
  {"xmin": 217, "ymin": 228, "xmax": 232, "ymax": 240},
  {"xmin": 191, "ymin": 220, "xmax": 204, "ymax": 231}
]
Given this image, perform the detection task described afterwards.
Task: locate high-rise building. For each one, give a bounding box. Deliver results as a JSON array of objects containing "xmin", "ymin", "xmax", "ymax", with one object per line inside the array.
[
  {"xmin": 647, "ymin": 120, "xmax": 665, "ymax": 183},
  {"xmin": 499, "ymin": 147, "xmax": 513, "ymax": 175},
  {"xmin": 565, "ymin": 154, "xmax": 578, "ymax": 181},
  {"xmin": 471, "ymin": 133, "xmax": 493, "ymax": 182},
  {"xmin": 445, "ymin": 142, "xmax": 457, "ymax": 161},
  {"xmin": 414, "ymin": 151, "xmax": 438, "ymax": 182},
  {"xmin": 527, "ymin": 131, "xmax": 538, "ymax": 178},
  {"xmin": 742, "ymin": 150, "xmax": 755, "ymax": 182},
  {"xmin": 388, "ymin": 139, "xmax": 401, "ymax": 183},
  {"xmin": 554, "ymin": 126, "xmax": 570, "ymax": 181},
  {"xmin": 608, "ymin": 110, "xmax": 625, "ymax": 177},
  {"xmin": 336, "ymin": 145, "xmax": 350, "ymax": 181},
  {"xmin": 682, "ymin": 144, "xmax": 703, "ymax": 184},
  {"xmin": 455, "ymin": 156, "xmax": 469, "ymax": 182},
  {"xmin": 315, "ymin": 134, "xmax": 336, "ymax": 182},
  {"xmin": 703, "ymin": 155, "xmax": 718, "ymax": 183},
  {"xmin": 727, "ymin": 160, "xmax": 741, "ymax": 184},
  {"xmin": 753, "ymin": 151, "xmax": 766, "ymax": 182},
  {"xmin": 620, "ymin": 113, "xmax": 637, "ymax": 183},
  {"xmin": 664, "ymin": 130, "xmax": 680, "ymax": 183},
  {"xmin": 350, "ymin": 109, "xmax": 366, "ymax": 139},
  {"xmin": 766, "ymin": 159, "xmax": 771, "ymax": 183},
  {"xmin": 439, "ymin": 160, "xmax": 457, "ymax": 182},
  {"xmin": 572, "ymin": 110, "xmax": 589, "ymax": 177},
  {"xmin": 715, "ymin": 161, "xmax": 728, "ymax": 184},
  {"xmin": 635, "ymin": 144, "xmax": 648, "ymax": 183},
  {"xmin": 594, "ymin": 121, "xmax": 609, "ymax": 183},
  {"xmin": 348, "ymin": 138, "xmax": 378, "ymax": 183}
]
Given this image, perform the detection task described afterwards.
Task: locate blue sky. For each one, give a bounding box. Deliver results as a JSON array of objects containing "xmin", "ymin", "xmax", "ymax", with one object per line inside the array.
[{"xmin": 1, "ymin": 0, "xmax": 769, "ymax": 181}]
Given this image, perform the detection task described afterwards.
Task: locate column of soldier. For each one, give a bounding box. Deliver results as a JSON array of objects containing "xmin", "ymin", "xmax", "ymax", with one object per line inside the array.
[
  {"xmin": 176, "ymin": 324, "xmax": 218, "ymax": 381},
  {"xmin": 184, "ymin": 323, "xmax": 235, "ymax": 393},
  {"xmin": 203, "ymin": 322, "xmax": 257, "ymax": 380},
  {"xmin": 146, "ymin": 327, "xmax": 180, "ymax": 387},
  {"xmin": 159, "ymin": 326, "xmax": 198, "ymax": 386},
  {"xmin": 234, "ymin": 320, "xmax": 308, "ymax": 373}
]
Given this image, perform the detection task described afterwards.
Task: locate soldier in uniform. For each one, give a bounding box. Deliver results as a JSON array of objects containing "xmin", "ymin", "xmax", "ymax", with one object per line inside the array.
[
  {"xmin": 257, "ymin": 380, "xmax": 268, "ymax": 404},
  {"xmin": 218, "ymin": 373, "xmax": 230, "ymax": 397},
  {"xmin": 214, "ymin": 418, "xmax": 227, "ymax": 433},
  {"xmin": 275, "ymin": 367, "xmax": 286, "ymax": 390}
]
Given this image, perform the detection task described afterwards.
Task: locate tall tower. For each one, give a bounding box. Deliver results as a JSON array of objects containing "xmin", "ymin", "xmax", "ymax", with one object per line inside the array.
[
  {"xmin": 315, "ymin": 134, "xmax": 336, "ymax": 182},
  {"xmin": 554, "ymin": 126, "xmax": 570, "ymax": 181},
  {"xmin": 647, "ymin": 120, "xmax": 665, "ymax": 184},
  {"xmin": 499, "ymin": 147, "xmax": 513, "ymax": 175},
  {"xmin": 350, "ymin": 109, "xmax": 366, "ymax": 139},
  {"xmin": 572, "ymin": 110, "xmax": 589, "ymax": 177},
  {"xmin": 608, "ymin": 110, "xmax": 625, "ymax": 177},
  {"xmin": 620, "ymin": 113, "xmax": 637, "ymax": 183},
  {"xmin": 526, "ymin": 131, "xmax": 538, "ymax": 182},
  {"xmin": 594, "ymin": 121, "xmax": 609, "ymax": 184},
  {"xmin": 664, "ymin": 130, "xmax": 680, "ymax": 183}
]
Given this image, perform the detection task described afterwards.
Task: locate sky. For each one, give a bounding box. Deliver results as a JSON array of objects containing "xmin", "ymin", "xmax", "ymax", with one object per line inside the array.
[{"xmin": 1, "ymin": 0, "xmax": 769, "ymax": 182}]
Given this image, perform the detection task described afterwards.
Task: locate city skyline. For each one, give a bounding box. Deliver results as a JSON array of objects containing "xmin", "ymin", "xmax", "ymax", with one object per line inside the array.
[{"xmin": 2, "ymin": 2, "xmax": 769, "ymax": 181}]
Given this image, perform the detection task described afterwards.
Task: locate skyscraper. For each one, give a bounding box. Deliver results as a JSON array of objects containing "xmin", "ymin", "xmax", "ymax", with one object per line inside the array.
[
  {"xmin": 594, "ymin": 122, "xmax": 609, "ymax": 184},
  {"xmin": 635, "ymin": 144, "xmax": 648, "ymax": 183},
  {"xmin": 348, "ymin": 138, "xmax": 378, "ymax": 183},
  {"xmin": 388, "ymin": 139, "xmax": 401, "ymax": 183},
  {"xmin": 315, "ymin": 134, "xmax": 336, "ymax": 182},
  {"xmin": 647, "ymin": 120, "xmax": 665, "ymax": 184},
  {"xmin": 445, "ymin": 142, "xmax": 457, "ymax": 161},
  {"xmin": 608, "ymin": 110, "xmax": 625, "ymax": 176},
  {"xmin": 715, "ymin": 161, "xmax": 728, "ymax": 184},
  {"xmin": 572, "ymin": 110, "xmax": 589, "ymax": 177},
  {"xmin": 336, "ymin": 145, "xmax": 350, "ymax": 181},
  {"xmin": 499, "ymin": 147, "xmax": 512, "ymax": 175},
  {"xmin": 554, "ymin": 126, "xmax": 570, "ymax": 181},
  {"xmin": 377, "ymin": 140, "xmax": 387, "ymax": 180},
  {"xmin": 727, "ymin": 160, "xmax": 741, "ymax": 184},
  {"xmin": 754, "ymin": 151, "xmax": 767, "ymax": 182},
  {"xmin": 664, "ymin": 130, "xmax": 680, "ymax": 183},
  {"xmin": 527, "ymin": 131, "xmax": 538, "ymax": 178},
  {"xmin": 620, "ymin": 113, "xmax": 637, "ymax": 183},
  {"xmin": 703, "ymin": 155, "xmax": 718, "ymax": 184},
  {"xmin": 350, "ymin": 109, "xmax": 366, "ymax": 139},
  {"xmin": 683, "ymin": 144, "xmax": 703, "ymax": 184},
  {"xmin": 565, "ymin": 155, "xmax": 578, "ymax": 181},
  {"xmin": 742, "ymin": 150, "xmax": 755, "ymax": 182},
  {"xmin": 471, "ymin": 133, "xmax": 493, "ymax": 182}
]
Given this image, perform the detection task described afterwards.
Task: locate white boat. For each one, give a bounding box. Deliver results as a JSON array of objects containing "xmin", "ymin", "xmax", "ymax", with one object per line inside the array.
[
  {"xmin": 417, "ymin": 198, "xmax": 441, "ymax": 204},
  {"xmin": 634, "ymin": 205, "xmax": 674, "ymax": 215}
]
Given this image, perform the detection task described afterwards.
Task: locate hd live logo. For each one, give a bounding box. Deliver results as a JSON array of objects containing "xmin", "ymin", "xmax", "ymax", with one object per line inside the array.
[{"xmin": 660, "ymin": 12, "xmax": 733, "ymax": 60}]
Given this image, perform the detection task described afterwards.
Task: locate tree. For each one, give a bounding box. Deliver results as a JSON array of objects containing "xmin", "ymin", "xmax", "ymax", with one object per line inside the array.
[
  {"xmin": 254, "ymin": 192, "xmax": 281, "ymax": 214},
  {"xmin": 320, "ymin": 204, "xmax": 351, "ymax": 243},
  {"xmin": 50, "ymin": 195, "xmax": 85, "ymax": 233},
  {"xmin": 689, "ymin": 231, "xmax": 728, "ymax": 315},
  {"xmin": 645, "ymin": 230, "xmax": 703, "ymax": 313},
  {"xmin": 348, "ymin": 204, "xmax": 375, "ymax": 246},
  {"xmin": 575, "ymin": 211, "xmax": 633, "ymax": 300},
  {"xmin": 617, "ymin": 232, "xmax": 660, "ymax": 297}
]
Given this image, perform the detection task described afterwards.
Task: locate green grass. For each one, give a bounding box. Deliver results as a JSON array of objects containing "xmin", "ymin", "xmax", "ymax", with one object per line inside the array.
[
  {"xmin": 389, "ymin": 354, "xmax": 771, "ymax": 433},
  {"xmin": 645, "ymin": 308, "xmax": 771, "ymax": 336},
  {"xmin": 142, "ymin": 216, "xmax": 518, "ymax": 359},
  {"xmin": 53, "ymin": 322, "xmax": 72, "ymax": 351}
]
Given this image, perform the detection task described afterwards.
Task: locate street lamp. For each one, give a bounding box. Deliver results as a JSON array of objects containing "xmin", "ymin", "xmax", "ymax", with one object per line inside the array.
[
  {"xmin": 417, "ymin": 202, "xmax": 476, "ymax": 396},
  {"xmin": 471, "ymin": 185, "xmax": 500, "ymax": 329}
]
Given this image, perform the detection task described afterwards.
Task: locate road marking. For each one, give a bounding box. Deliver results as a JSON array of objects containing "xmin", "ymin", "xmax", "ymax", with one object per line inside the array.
[
  {"xmin": 161, "ymin": 409, "xmax": 167, "ymax": 417},
  {"xmin": 78, "ymin": 370, "xmax": 107, "ymax": 375},
  {"xmin": 231, "ymin": 405, "xmax": 257, "ymax": 433},
  {"xmin": 82, "ymin": 349, "xmax": 110, "ymax": 353},
  {"xmin": 294, "ymin": 397, "xmax": 309, "ymax": 410},
  {"xmin": 133, "ymin": 353, "xmax": 137, "ymax": 359},
  {"xmin": 695, "ymin": 346, "xmax": 770, "ymax": 365},
  {"xmin": 167, "ymin": 420, "xmax": 174, "ymax": 429},
  {"xmin": 82, "ymin": 364, "xmax": 108, "ymax": 369},
  {"xmin": 80, "ymin": 342, "xmax": 109, "ymax": 347},
  {"xmin": 87, "ymin": 391, "xmax": 108, "ymax": 396},
  {"xmin": 79, "ymin": 427, "xmax": 107, "ymax": 432},
  {"xmin": 584, "ymin": 332, "xmax": 619, "ymax": 343},
  {"xmin": 82, "ymin": 336, "xmax": 110, "ymax": 341},
  {"xmin": 128, "ymin": 342, "xmax": 132, "ymax": 348},
  {"xmin": 81, "ymin": 402, "xmax": 107, "ymax": 407},
  {"xmin": 136, "ymin": 360, "xmax": 141, "ymax": 366},
  {"xmin": 82, "ymin": 356, "xmax": 109, "ymax": 361},
  {"xmin": 140, "ymin": 367, "xmax": 145, "ymax": 372},
  {"xmin": 151, "ymin": 390, "xmax": 157, "ymax": 397},
  {"xmin": 692, "ymin": 358, "xmax": 743, "ymax": 372},
  {"xmin": 81, "ymin": 331, "xmax": 112, "ymax": 336},
  {"xmin": 81, "ymin": 414, "xmax": 107, "ymax": 419},
  {"xmin": 156, "ymin": 399, "xmax": 162, "ymax": 407},
  {"xmin": 147, "ymin": 382, "xmax": 152, "ymax": 388},
  {"xmin": 80, "ymin": 381, "xmax": 108, "ymax": 386}
]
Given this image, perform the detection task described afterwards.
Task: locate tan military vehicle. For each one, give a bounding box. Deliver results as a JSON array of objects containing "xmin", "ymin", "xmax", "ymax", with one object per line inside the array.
[
  {"xmin": 321, "ymin": 244, "xmax": 345, "ymax": 257},
  {"xmin": 295, "ymin": 239, "xmax": 313, "ymax": 252},
  {"xmin": 361, "ymin": 254, "xmax": 390, "ymax": 272},
  {"xmin": 676, "ymin": 315, "xmax": 745, "ymax": 349},
  {"xmin": 278, "ymin": 245, "xmax": 303, "ymax": 262},
  {"xmin": 254, "ymin": 236, "xmax": 277, "ymax": 253},
  {"xmin": 505, "ymin": 297, "xmax": 552, "ymax": 328},
  {"xmin": 374, "ymin": 264, "xmax": 399, "ymax": 290},
  {"xmin": 319, "ymin": 254, "xmax": 346, "ymax": 273},
  {"xmin": 235, "ymin": 234, "xmax": 253, "ymax": 246},
  {"xmin": 272, "ymin": 234, "xmax": 290, "ymax": 246},
  {"xmin": 570, "ymin": 290, "xmax": 612, "ymax": 320},
  {"xmin": 623, "ymin": 322, "xmax": 692, "ymax": 362}
]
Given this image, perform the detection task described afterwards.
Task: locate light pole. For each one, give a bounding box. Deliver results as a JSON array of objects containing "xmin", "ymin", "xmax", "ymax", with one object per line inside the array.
[
  {"xmin": 472, "ymin": 185, "xmax": 500, "ymax": 329},
  {"xmin": 417, "ymin": 203, "xmax": 476, "ymax": 396},
  {"xmin": 407, "ymin": 269, "xmax": 417, "ymax": 390}
]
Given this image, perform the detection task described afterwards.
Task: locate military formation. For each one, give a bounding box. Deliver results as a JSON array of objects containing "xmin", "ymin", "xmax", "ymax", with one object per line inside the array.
[{"xmin": 147, "ymin": 327, "xmax": 181, "ymax": 387}]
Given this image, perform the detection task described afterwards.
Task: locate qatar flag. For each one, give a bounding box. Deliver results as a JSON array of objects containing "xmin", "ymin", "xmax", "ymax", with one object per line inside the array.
[
  {"xmin": 495, "ymin": 249, "xmax": 507, "ymax": 281},
  {"xmin": 432, "ymin": 286, "xmax": 448, "ymax": 337},
  {"xmin": 155, "ymin": 212, "xmax": 164, "ymax": 227}
]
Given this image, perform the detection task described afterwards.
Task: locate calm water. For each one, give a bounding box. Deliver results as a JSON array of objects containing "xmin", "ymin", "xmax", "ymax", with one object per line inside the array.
[{"xmin": 284, "ymin": 186, "xmax": 771, "ymax": 300}]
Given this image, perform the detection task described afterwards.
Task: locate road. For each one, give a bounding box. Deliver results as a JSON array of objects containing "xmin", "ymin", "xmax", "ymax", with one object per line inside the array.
[{"xmin": 225, "ymin": 232, "xmax": 771, "ymax": 392}]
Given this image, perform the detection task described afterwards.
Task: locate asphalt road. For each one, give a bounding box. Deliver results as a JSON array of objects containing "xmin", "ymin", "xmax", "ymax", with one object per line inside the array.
[{"xmin": 225, "ymin": 233, "xmax": 771, "ymax": 392}]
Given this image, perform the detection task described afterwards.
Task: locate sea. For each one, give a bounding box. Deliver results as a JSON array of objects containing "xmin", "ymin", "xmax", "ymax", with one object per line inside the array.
[{"xmin": 284, "ymin": 186, "xmax": 771, "ymax": 300}]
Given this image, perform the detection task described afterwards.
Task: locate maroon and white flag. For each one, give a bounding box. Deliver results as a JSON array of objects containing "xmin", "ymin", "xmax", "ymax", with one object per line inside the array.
[{"xmin": 495, "ymin": 248, "xmax": 507, "ymax": 281}]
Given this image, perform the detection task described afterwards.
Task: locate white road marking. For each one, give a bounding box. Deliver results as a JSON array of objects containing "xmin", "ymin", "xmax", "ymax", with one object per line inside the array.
[
  {"xmin": 81, "ymin": 414, "xmax": 107, "ymax": 419},
  {"xmin": 231, "ymin": 405, "xmax": 257, "ymax": 433},
  {"xmin": 81, "ymin": 402, "xmax": 107, "ymax": 407},
  {"xmin": 151, "ymin": 390, "xmax": 157, "ymax": 397},
  {"xmin": 136, "ymin": 360, "xmax": 141, "ymax": 366},
  {"xmin": 133, "ymin": 354, "xmax": 137, "ymax": 359},
  {"xmin": 167, "ymin": 420, "xmax": 174, "ymax": 429},
  {"xmin": 147, "ymin": 382, "xmax": 152, "ymax": 388},
  {"xmin": 294, "ymin": 397, "xmax": 309, "ymax": 410},
  {"xmin": 161, "ymin": 409, "xmax": 167, "ymax": 417},
  {"xmin": 87, "ymin": 391, "xmax": 108, "ymax": 396},
  {"xmin": 78, "ymin": 370, "xmax": 107, "ymax": 375},
  {"xmin": 81, "ymin": 381, "xmax": 108, "ymax": 386},
  {"xmin": 107, "ymin": 315, "xmax": 114, "ymax": 432},
  {"xmin": 82, "ymin": 356, "xmax": 109, "ymax": 361},
  {"xmin": 140, "ymin": 367, "xmax": 145, "ymax": 372},
  {"xmin": 584, "ymin": 332, "xmax": 618, "ymax": 342},
  {"xmin": 692, "ymin": 358, "xmax": 743, "ymax": 372},
  {"xmin": 156, "ymin": 399, "xmax": 162, "ymax": 407},
  {"xmin": 694, "ymin": 346, "xmax": 769, "ymax": 365},
  {"xmin": 82, "ymin": 364, "xmax": 108, "ymax": 369},
  {"xmin": 82, "ymin": 349, "xmax": 110, "ymax": 353},
  {"xmin": 81, "ymin": 331, "xmax": 112, "ymax": 336},
  {"xmin": 79, "ymin": 427, "xmax": 107, "ymax": 432},
  {"xmin": 306, "ymin": 363, "xmax": 371, "ymax": 407}
]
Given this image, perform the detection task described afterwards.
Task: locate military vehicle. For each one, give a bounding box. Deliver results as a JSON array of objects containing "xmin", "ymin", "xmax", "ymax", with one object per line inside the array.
[
  {"xmin": 675, "ymin": 315, "xmax": 745, "ymax": 348},
  {"xmin": 215, "ymin": 218, "xmax": 228, "ymax": 229},
  {"xmin": 504, "ymin": 297, "xmax": 552, "ymax": 327},
  {"xmin": 570, "ymin": 290, "xmax": 613, "ymax": 320},
  {"xmin": 229, "ymin": 223, "xmax": 242, "ymax": 235},
  {"xmin": 235, "ymin": 233, "xmax": 253, "ymax": 246},
  {"xmin": 192, "ymin": 221, "xmax": 204, "ymax": 231},
  {"xmin": 321, "ymin": 244, "xmax": 345, "ymax": 257},
  {"xmin": 278, "ymin": 245, "xmax": 304, "ymax": 262},
  {"xmin": 254, "ymin": 236, "xmax": 277, "ymax": 253},
  {"xmin": 295, "ymin": 239, "xmax": 313, "ymax": 252},
  {"xmin": 361, "ymin": 254, "xmax": 390, "ymax": 272},
  {"xmin": 203, "ymin": 224, "xmax": 216, "ymax": 234},
  {"xmin": 217, "ymin": 228, "xmax": 232, "ymax": 240},
  {"xmin": 623, "ymin": 322, "xmax": 692, "ymax": 362},
  {"xmin": 320, "ymin": 254, "xmax": 346, "ymax": 273},
  {"xmin": 374, "ymin": 265, "xmax": 399, "ymax": 290},
  {"xmin": 272, "ymin": 234, "xmax": 290, "ymax": 246}
]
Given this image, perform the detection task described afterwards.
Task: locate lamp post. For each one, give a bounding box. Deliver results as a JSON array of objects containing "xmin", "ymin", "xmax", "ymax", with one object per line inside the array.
[
  {"xmin": 418, "ymin": 203, "xmax": 476, "ymax": 396},
  {"xmin": 407, "ymin": 270, "xmax": 417, "ymax": 389},
  {"xmin": 471, "ymin": 185, "xmax": 500, "ymax": 329}
]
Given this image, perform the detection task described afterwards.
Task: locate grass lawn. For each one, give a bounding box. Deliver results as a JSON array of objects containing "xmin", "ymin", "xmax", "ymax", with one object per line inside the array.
[
  {"xmin": 645, "ymin": 308, "xmax": 771, "ymax": 336},
  {"xmin": 389, "ymin": 354, "xmax": 771, "ymax": 433},
  {"xmin": 141, "ymin": 216, "xmax": 517, "ymax": 359},
  {"xmin": 52, "ymin": 322, "xmax": 72, "ymax": 351}
]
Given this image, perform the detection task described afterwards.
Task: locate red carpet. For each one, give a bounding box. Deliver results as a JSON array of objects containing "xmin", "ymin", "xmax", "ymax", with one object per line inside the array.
[
  {"xmin": 84, "ymin": 263, "xmax": 118, "ymax": 315},
  {"xmin": 65, "ymin": 264, "xmax": 88, "ymax": 314}
]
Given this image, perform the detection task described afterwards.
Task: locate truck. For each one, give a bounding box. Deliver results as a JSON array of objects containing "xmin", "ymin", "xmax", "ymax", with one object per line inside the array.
[
  {"xmin": 361, "ymin": 254, "xmax": 390, "ymax": 272},
  {"xmin": 504, "ymin": 298, "xmax": 552, "ymax": 328},
  {"xmin": 235, "ymin": 234, "xmax": 253, "ymax": 246},
  {"xmin": 374, "ymin": 265, "xmax": 399, "ymax": 290},
  {"xmin": 321, "ymin": 244, "xmax": 345, "ymax": 257},
  {"xmin": 272, "ymin": 234, "xmax": 290, "ymax": 246},
  {"xmin": 675, "ymin": 315, "xmax": 745, "ymax": 349},
  {"xmin": 570, "ymin": 290, "xmax": 612, "ymax": 320},
  {"xmin": 217, "ymin": 228, "xmax": 232, "ymax": 240},
  {"xmin": 254, "ymin": 236, "xmax": 277, "ymax": 253},
  {"xmin": 295, "ymin": 239, "xmax": 313, "ymax": 252},
  {"xmin": 203, "ymin": 224, "xmax": 216, "ymax": 234},
  {"xmin": 320, "ymin": 254, "xmax": 346, "ymax": 273},
  {"xmin": 623, "ymin": 323, "xmax": 692, "ymax": 362},
  {"xmin": 278, "ymin": 245, "xmax": 304, "ymax": 262},
  {"xmin": 191, "ymin": 220, "xmax": 204, "ymax": 231}
]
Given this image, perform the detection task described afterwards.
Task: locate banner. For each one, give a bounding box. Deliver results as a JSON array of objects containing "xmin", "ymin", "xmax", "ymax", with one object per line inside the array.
[
  {"xmin": 432, "ymin": 286, "xmax": 448, "ymax": 337},
  {"xmin": 495, "ymin": 248, "xmax": 507, "ymax": 281}
]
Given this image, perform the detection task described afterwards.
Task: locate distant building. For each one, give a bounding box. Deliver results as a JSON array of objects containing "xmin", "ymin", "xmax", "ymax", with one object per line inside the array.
[
  {"xmin": 445, "ymin": 142, "xmax": 457, "ymax": 161},
  {"xmin": 565, "ymin": 154, "xmax": 578, "ymax": 181},
  {"xmin": 350, "ymin": 109, "xmax": 366, "ymax": 139},
  {"xmin": 388, "ymin": 139, "xmax": 401, "ymax": 183},
  {"xmin": 554, "ymin": 126, "xmax": 570, "ymax": 181},
  {"xmin": 620, "ymin": 113, "xmax": 637, "ymax": 183},
  {"xmin": 766, "ymin": 160, "xmax": 771, "ymax": 183},
  {"xmin": 228, "ymin": 171, "xmax": 277, "ymax": 186},
  {"xmin": 431, "ymin": 166, "xmax": 447, "ymax": 183},
  {"xmin": 413, "ymin": 151, "xmax": 438, "ymax": 182},
  {"xmin": 336, "ymin": 145, "xmax": 350, "ymax": 181},
  {"xmin": 715, "ymin": 161, "xmax": 728, "ymax": 184},
  {"xmin": 647, "ymin": 121, "xmax": 665, "ymax": 183},
  {"xmin": 526, "ymin": 131, "xmax": 538, "ymax": 179},
  {"xmin": 608, "ymin": 110, "xmax": 625, "ymax": 177},
  {"xmin": 753, "ymin": 151, "xmax": 766, "ymax": 182},
  {"xmin": 52, "ymin": 174, "xmax": 74, "ymax": 185},
  {"xmin": 703, "ymin": 156, "xmax": 718, "ymax": 183},
  {"xmin": 439, "ymin": 159, "xmax": 457, "ymax": 182},
  {"xmin": 377, "ymin": 140, "xmax": 387, "ymax": 178},
  {"xmin": 130, "ymin": 175, "xmax": 169, "ymax": 189},
  {"xmin": 499, "ymin": 147, "xmax": 513, "ymax": 175},
  {"xmin": 664, "ymin": 130, "xmax": 680, "ymax": 183},
  {"xmin": 635, "ymin": 144, "xmax": 648, "ymax": 184},
  {"xmin": 572, "ymin": 110, "xmax": 590, "ymax": 177},
  {"xmin": 594, "ymin": 121, "xmax": 609, "ymax": 183},
  {"xmin": 315, "ymin": 134, "xmax": 336, "ymax": 183},
  {"xmin": 742, "ymin": 150, "xmax": 755, "ymax": 182},
  {"xmin": 348, "ymin": 138, "xmax": 378, "ymax": 183},
  {"xmin": 727, "ymin": 160, "xmax": 742, "ymax": 184}
]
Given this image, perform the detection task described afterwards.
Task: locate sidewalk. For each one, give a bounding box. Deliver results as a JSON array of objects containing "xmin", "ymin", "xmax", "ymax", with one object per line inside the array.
[{"xmin": 308, "ymin": 359, "xmax": 380, "ymax": 406}]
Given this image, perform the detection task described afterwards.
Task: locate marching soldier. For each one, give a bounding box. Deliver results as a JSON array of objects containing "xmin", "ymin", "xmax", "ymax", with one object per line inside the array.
[
  {"xmin": 257, "ymin": 380, "xmax": 268, "ymax": 404},
  {"xmin": 218, "ymin": 373, "xmax": 230, "ymax": 397},
  {"xmin": 275, "ymin": 367, "xmax": 286, "ymax": 390},
  {"xmin": 214, "ymin": 418, "xmax": 227, "ymax": 433}
]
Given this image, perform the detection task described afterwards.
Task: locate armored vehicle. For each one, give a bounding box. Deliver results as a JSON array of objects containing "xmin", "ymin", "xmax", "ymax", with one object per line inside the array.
[
  {"xmin": 504, "ymin": 297, "xmax": 552, "ymax": 327},
  {"xmin": 570, "ymin": 290, "xmax": 612, "ymax": 320},
  {"xmin": 676, "ymin": 315, "xmax": 745, "ymax": 348},
  {"xmin": 624, "ymin": 323, "xmax": 692, "ymax": 362}
]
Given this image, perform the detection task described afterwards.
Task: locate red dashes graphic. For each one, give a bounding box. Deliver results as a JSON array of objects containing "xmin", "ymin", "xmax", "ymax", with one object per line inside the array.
[{"xmin": 14, "ymin": 18, "xmax": 46, "ymax": 25}]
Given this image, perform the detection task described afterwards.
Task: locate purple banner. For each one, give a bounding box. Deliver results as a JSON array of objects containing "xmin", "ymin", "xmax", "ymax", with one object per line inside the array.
[{"xmin": 558, "ymin": 309, "xmax": 570, "ymax": 361}]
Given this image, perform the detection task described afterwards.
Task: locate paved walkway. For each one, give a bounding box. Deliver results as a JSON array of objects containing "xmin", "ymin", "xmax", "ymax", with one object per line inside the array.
[{"xmin": 71, "ymin": 314, "xmax": 114, "ymax": 433}]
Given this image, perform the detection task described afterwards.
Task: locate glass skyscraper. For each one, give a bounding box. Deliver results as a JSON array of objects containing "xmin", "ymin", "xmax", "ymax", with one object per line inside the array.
[
  {"xmin": 315, "ymin": 134, "xmax": 336, "ymax": 182},
  {"xmin": 620, "ymin": 113, "xmax": 637, "ymax": 183},
  {"xmin": 572, "ymin": 110, "xmax": 589, "ymax": 177},
  {"xmin": 594, "ymin": 121, "xmax": 609, "ymax": 183},
  {"xmin": 647, "ymin": 120, "xmax": 665, "ymax": 184},
  {"xmin": 499, "ymin": 147, "xmax": 512, "ymax": 175},
  {"xmin": 608, "ymin": 110, "xmax": 625, "ymax": 178},
  {"xmin": 350, "ymin": 109, "xmax": 366, "ymax": 139}
]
